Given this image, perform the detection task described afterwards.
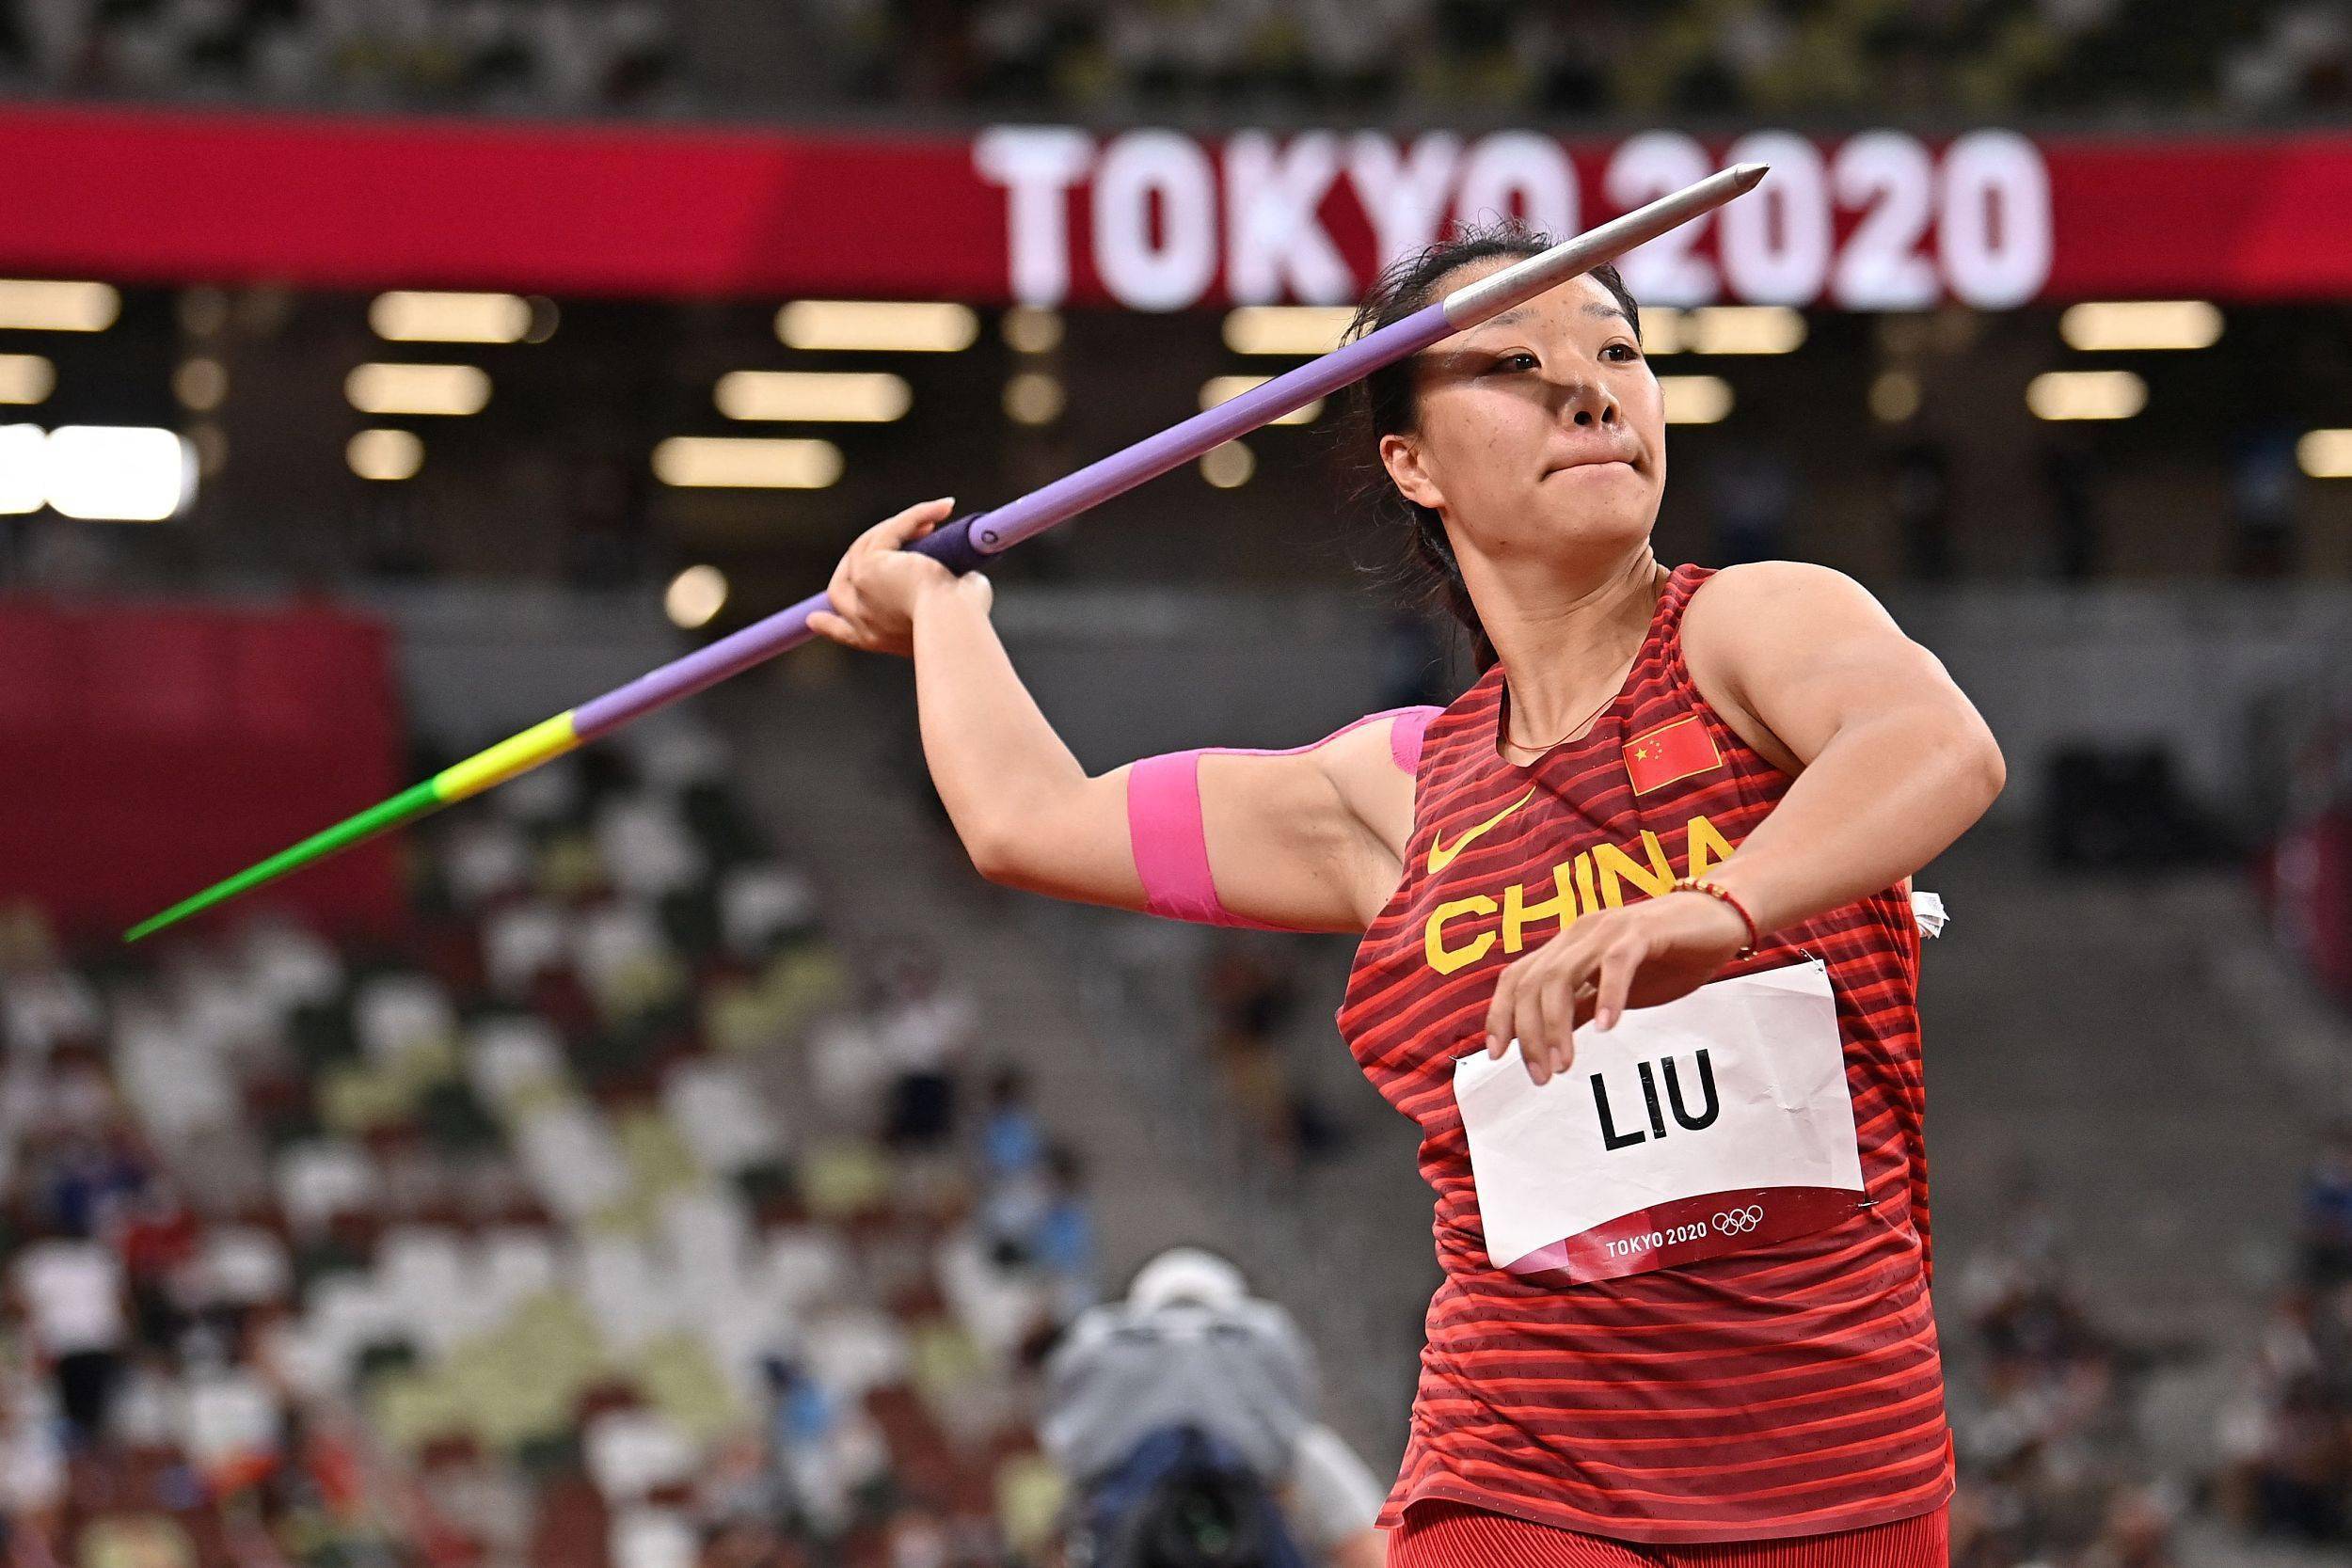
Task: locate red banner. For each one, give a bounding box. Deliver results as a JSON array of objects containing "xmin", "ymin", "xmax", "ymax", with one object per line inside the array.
[
  {"xmin": 0, "ymin": 602, "xmax": 404, "ymax": 940},
  {"xmin": 8, "ymin": 104, "xmax": 2352, "ymax": 308}
]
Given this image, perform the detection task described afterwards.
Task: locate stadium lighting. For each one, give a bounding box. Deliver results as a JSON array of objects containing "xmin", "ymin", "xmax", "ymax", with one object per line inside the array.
[
  {"xmin": 1639, "ymin": 309, "xmax": 1684, "ymax": 356},
  {"xmin": 1222, "ymin": 306, "xmax": 1356, "ymax": 356},
  {"xmin": 179, "ymin": 290, "xmax": 229, "ymax": 339},
  {"xmin": 2297, "ymin": 430, "xmax": 2352, "ymax": 480},
  {"xmin": 652, "ymin": 436, "xmax": 842, "ymax": 489},
  {"xmin": 0, "ymin": 280, "xmax": 119, "ymax": 332},
  {"xmin": 175, "ymin": 358, "xmax": 228, "ymax": 412},
  {"xmin": 0, "ymin": 426, "xmax": 42, "ymax": 513},
  {"xmin": 665, "ymin": 565, "xmax": 729, "ymax": 629},
  {"xmin": 1004, "ymin": 372, "xmax": 1065, "ymax": 426},
  {"xmin": 348, "ymin": 429, "xmax": 424, "ymax": 481},
  {"xmin": 369, "ymin": 291, "xmax": 535, "ymax": 344},
  {"xmin": 1684, "ymin": 306, "xmax": 1806, "ymax": 355},
  {"xmin": 1869, "ymin": 371, "xmax": 1921, "ymax": 423},
  {"xmin": 42, "ymin": 425, "xmax": 195, "ymax": 520},
  {"xmin": 714, "ymin": 371, "xmax": 912, "ymax": 423},
  {"xmin": 345, "ymin": 363, "xmax": 491, "ymax": 417},
  {"xmin": 1002, "ymin": 307, "xmax": 1064, "ymax": 354},
  {"xmin": 1200, "ymin": 440, "xmax": 1255, "ymax": 488},
  {"xmin": 0, "ymin": 355, "xmax": 56, "ymax": 404},
  {"xmin": 1199, "ymin": 376, "xmax": 1324, "ymax": 425},
  {"xmin": 2027, "ymin": 370, "xmax": 2146, "ymax": 420},
  {"xmin": 2058, "ymin": 301, "xmax": 2223, "ymax": 353},
  {"xmin": 775, "ymin": 301, "xmax": 978, "ymax": 353},
  {"xmin": 1659, "ymin": 375, "xmax": 1735, "ymax": 424}
]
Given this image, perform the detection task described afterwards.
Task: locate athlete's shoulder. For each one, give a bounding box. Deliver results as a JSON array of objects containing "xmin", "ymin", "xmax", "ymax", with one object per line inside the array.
[
  {"xmin": 1682, "ymin": 561, "xmax": 1904, "ymax": 657},
  {"xmin": 1686, "ymin": 559, "xmax": 1887, "ymax": 614}
]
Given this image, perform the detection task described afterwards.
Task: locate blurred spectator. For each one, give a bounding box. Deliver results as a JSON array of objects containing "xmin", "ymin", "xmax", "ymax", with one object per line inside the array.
[
  {"xmin": 2214, "ymin": 1138, "xmax": 2352, "ymax": 1546},
  {"xmin": 2228, "ymin": 1359, "xmax": 2351, "ymax": 1540},
  {"xmin": 981, "ymin": 1067, "xmax": 1046, "ymax": 1182},
  {"xmin": 2230, "ymin": 423, "xmax": 2303, "ymax": 579},
  {"xmin": 877, "ymin": 952, "xmax": 977, "ymax": 1150},
  {"xmin": 2300, "ymin": 1123, "xmax": 2352, "ymax": 1286},
  {"xmin": 1041, "ymin": 1247, "xmax": 1386, "ymax": 1568},
  {"xmin": 1201, "ymin": 940, "xmax": 1344, "ymax": 1171},
  {"xmin": 0, "ymin": 1359, "xmax": 68, "ymax": 1560},
  {"xmin": 2077, "ymin": 1484, "xmax": 2182, "ymax": 1568},
  {"xmin": 1947, "ymin": 1180, "xmax": 2179, "ymax": 1564},
  {"xmin": 11, "ymin": 1225, "xmax": 130, "ymax": 1447},
  {"xmin": 1029, "ymin": 1145, "xmax": 1098, "ymax": 1321}
]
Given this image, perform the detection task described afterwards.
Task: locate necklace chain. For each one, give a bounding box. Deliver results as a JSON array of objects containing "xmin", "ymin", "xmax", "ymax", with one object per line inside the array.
[
  {"xmin": 1498, "ymin": 564, "xmax": 1668, "ymax": 756},
  {"xmin": 1501, "ymin": 677, "xmax": 1623, "ymax": 755}
]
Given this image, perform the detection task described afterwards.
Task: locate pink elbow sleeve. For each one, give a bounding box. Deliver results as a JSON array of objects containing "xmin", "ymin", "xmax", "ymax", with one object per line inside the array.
[{"xmin": 1124, "ymin": 705, "xmax": 1440, "ymax": 929}]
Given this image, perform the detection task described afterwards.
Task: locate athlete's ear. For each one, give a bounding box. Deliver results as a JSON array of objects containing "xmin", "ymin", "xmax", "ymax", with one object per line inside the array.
[{"xmin": 1379, "ymin": 431, "xmax": 1445, "ymax": 514}]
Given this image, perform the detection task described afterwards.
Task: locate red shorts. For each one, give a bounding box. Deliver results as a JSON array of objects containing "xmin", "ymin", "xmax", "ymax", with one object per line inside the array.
[{"xmin": 1386, "ymin": 1501, "xmax": 1948, "ymax": 1567}]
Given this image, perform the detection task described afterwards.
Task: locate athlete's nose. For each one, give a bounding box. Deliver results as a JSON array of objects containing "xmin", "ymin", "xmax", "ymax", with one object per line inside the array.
[{"xmin": 1549, "ymin": 373, "xmax": 1620, "ymax": 431}]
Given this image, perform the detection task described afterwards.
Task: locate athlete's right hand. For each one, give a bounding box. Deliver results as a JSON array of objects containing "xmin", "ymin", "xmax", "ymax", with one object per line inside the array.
[
  {"xmin": 807, "ymin": 498, "xmax": 992, "ymax": 658},
  {"xmin": 1485, "ymin": 889, "xmax": 1752, "ymax": 1085}
]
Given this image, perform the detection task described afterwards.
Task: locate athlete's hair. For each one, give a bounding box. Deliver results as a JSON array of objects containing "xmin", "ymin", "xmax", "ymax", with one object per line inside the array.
[{"xmin": 1343, "ymin": 223, "xmax": 1642, "ymax": 675}]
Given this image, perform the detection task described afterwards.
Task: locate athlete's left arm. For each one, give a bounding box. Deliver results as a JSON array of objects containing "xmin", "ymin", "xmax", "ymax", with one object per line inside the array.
[
  {"xmin": 1677, "ymin": 560, "xmax": 2005, "ymax": 944},
  {"xmin": 1486, "ymin": 562, "xmax": 2004, "ymax": 1083}
]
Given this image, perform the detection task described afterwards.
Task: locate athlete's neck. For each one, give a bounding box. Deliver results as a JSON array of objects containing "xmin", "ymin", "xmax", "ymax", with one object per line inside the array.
[{"xmin": 1478, "ymin": 549, "xmax": 1668, "ymax": 751}]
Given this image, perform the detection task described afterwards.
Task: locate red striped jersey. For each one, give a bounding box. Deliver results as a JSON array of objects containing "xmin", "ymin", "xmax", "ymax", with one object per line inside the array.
[{"xmin": 1335, "ymin": 562, "xmax": 1953, "ymax": 1544}]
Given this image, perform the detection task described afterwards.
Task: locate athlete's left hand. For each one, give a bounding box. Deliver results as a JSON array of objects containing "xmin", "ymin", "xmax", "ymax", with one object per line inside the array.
[{"xmin": 1484, "ymin": 892, "xmax": 1752, "ymax": 1085}]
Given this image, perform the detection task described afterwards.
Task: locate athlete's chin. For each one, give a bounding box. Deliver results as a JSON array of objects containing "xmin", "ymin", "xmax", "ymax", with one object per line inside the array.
[{"xmin": 1532, "ymin": 492, "xmax": 1659, "ymax": 547}]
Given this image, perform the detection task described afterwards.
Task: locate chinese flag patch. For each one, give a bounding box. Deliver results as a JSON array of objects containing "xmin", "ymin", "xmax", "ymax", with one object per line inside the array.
[{"xmin": 1623, "ymin": 713, "xmax": 1722, "ymax": 795}]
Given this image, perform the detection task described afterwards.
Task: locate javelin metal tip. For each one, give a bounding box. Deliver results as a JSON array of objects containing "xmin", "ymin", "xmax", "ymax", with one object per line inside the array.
[{"xmin": 1438, "ymin": 164, "xmax": 1769, "ymax": 327}]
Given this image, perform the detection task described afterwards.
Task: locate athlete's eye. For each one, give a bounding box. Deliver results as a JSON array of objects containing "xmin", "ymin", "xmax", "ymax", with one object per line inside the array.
[
  {"xmin": 1602, "ymin": 342, "xmax": 1641, "ymax": 362},
  {"xmin": 1493, "ymin": 352, "xmax": 1539, "ymax": 373}
]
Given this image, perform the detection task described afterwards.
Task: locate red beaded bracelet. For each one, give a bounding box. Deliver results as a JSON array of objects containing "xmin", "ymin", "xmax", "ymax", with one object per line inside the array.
[{"xmin": 1671, "ymin": 876, "xmax": 1758, "ymax": 958}]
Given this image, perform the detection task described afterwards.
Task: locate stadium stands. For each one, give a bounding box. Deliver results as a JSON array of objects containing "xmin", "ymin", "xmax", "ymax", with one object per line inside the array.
[
  {"xmin": 0, "ymin": 718, "xmax": 1098, "ymax": 1568},
  {"xmin": 2, "ymin": 1, "xmax": 2345, "ymax": 117},
  {"xmin": 0, "ymin": 0, "xmax": 676, "ymax": 109}
]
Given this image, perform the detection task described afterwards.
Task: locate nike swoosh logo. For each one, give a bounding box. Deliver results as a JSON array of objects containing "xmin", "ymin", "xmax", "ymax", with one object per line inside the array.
[{"xmin": 1428, "ymin": 785, "xmax": 1538, "ymax": 876}]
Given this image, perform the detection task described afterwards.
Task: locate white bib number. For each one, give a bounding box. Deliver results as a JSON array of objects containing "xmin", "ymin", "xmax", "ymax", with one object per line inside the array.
[{"xmin": 1453, "ymin": 958, "xmax": 1864, "ymax": 1284}]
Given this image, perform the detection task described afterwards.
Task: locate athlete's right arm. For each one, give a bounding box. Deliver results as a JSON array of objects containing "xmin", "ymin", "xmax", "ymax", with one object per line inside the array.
[{"xmin": 805, "ymin": 502, "xmax": 1418, "ymax": 933}]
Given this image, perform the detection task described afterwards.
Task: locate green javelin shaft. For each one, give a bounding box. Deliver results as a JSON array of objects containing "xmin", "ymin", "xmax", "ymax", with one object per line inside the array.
[{"xmin": 124, "ymin": 782, "xmax": 442, "ymax": 942}]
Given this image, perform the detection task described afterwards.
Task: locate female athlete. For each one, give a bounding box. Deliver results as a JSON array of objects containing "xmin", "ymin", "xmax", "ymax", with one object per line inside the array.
[{"xmin": 807, "ymin": 227, "xmax": 2004, "ymax": 1565}]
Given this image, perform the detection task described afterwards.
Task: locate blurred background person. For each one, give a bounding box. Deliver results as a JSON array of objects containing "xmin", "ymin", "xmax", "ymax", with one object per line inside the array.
[{"xmin": 1040, "ymin": 1248, "xmax": 1384, "ymax": 1568}]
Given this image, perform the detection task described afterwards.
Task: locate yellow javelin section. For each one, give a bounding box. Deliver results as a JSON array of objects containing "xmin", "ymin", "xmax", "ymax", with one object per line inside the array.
[{"xmin": 434, "ymin": 713, "xmax": 581, "ymax": 803}]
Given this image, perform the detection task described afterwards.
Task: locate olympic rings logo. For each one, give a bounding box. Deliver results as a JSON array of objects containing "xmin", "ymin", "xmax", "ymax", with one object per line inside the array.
[{"xmin": 1711, "ymin": 1206, "xmax": 1764, "ymax": 1236}]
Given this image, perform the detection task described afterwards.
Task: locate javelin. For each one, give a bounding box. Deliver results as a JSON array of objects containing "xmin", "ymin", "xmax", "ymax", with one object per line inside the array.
[{"xmin": 126, "ymin": 163, "xmax": 1766, "ymax": 942}]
